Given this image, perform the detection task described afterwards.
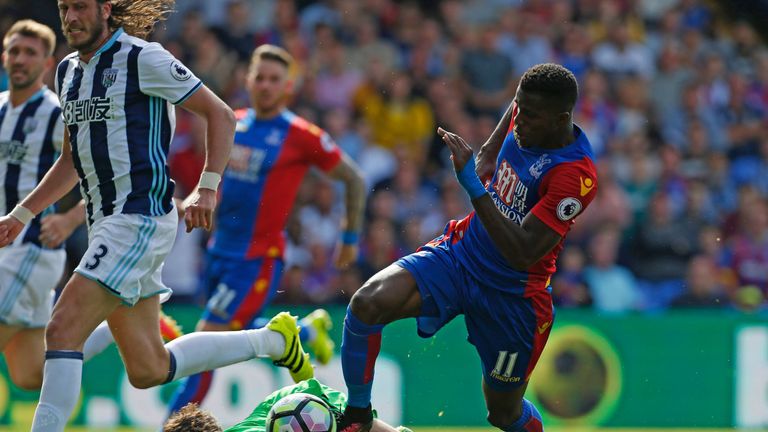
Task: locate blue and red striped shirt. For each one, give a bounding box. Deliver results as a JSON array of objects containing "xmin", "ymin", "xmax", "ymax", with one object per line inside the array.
[
  {"xmin": 429, "ymin": 122, "xmax": 598, "ymax": 296},
  {"xmin": 210, "ymin": 109, "xmax": 341, "ymax": 259}
]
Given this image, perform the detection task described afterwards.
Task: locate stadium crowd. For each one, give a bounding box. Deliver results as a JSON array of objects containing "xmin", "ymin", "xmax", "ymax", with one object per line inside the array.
[{"xmin": 2, "ymin": 0, "xmax": 768, "ymax": 313}]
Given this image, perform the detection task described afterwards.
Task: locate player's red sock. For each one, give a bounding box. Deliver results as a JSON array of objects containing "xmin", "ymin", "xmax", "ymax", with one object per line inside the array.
[
  {"xmin": 504, "ymin": 399, "xmax": 543, "ymax": 432},
  {"xmin": 341, "ymin": 306, "xmax": 384, "ymax": 409}
]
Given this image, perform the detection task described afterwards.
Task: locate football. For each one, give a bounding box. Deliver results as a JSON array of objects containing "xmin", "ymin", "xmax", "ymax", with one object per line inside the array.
[{"xmin": 266, "ymin": 393, "xmax": 337, "ymax": 432}]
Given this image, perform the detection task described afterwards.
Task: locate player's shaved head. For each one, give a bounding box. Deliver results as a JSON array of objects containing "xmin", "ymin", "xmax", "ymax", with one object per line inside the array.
[{"xmin": 519, "ymin": 63, "xmax": 578, "ymax": 113}]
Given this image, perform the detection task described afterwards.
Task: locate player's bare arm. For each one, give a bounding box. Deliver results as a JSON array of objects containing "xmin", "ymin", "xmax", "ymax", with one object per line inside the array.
[
  {"xmin": 40, "ymin": 199, "xmax": 86, "ymax": 248},
  {"xmin": 0, "ymin": 128, "xmax": 79, "ymax": 247},
  {"xmin": 439, "ymin": 126, "xmax": 561, "ymax": 270},
  {"xmin": 328, "ymin": 153, "xmax": 366, "ymax": 268},
  {"xmin": 178, "ymin": 85, "xmax": 235, "ymax": 232},
  {"xmin": 476, "ymin": 102, "xmax": 514, "ymax": 182}
]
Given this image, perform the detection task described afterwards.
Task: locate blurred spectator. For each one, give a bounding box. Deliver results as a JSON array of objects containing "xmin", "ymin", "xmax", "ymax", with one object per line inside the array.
[
  {"xmin": 302, "ymin": 243, "xmax": 343, "ymax": 303},
  {"xmin": 574, "ymin": 69, "xmax": 616, "ymax": 156},
  {"xmin": 496, "ymin": 10, "xmax": 553, "ymax": 78},
  {"xmin": 729, "ymin": 134, "xmax": 768, "ymax": 196},
  {"xmin": 722, "ymin": 197, "xmax": 768, "ymax": 297},
  {"xmin": 358, "ymin": 217, "xmax": 406, "ymax": 280},
  {"xmin": 213, "ymin": 0, "xmax": 258, "ymax": 61},
  {"xmin": 348, "ymin": 14, "xmax": 399, "ymax": 73},
  {"xmin": 619, "ymin": 149, "xmax": 658, "ymax": 235},
  {"xmin": 360, "ymin": 71, "xmax": 435, "ymax": 163},
  {"xmin": 631, "ymin": 191, "xmax": 698, "ymax": 309},
  {"xmin": 671, "ymin": 255, "xmax": 728, "ymax": 308},
  {"xmin": 551, "ymin": 247, "xmax": 592, "ymax": 308},
  {"xmin": 556, "ymin": 24, "xmax": 592, "ymax": 82},
  {"xmin": 649, "ymin": 41, "xmax": 692, "ymax": 123},
  {"xmin": 300, "ymin": 176, "xmax": 343, "ymax": 249},
  {"xmin": 460, "ymin": 23, "xmax": 515, "ymax": 116},
  {"xmin": 584, "ymin": 225, "xmax": 641, "ymax": 313},
  {"xmin": 311, "ymin": 36, "xmax": 363, "ymax": 111},
  {"xmin": 719, "ymin": 71, "xmax": 764, "ymax": 159},
  {"xmin": 322, "ymin": 108, "xmax": 366, "ymax": 162},
  {"xmin": 371, "ymin": 159, "xmax": 439, "ymax": 225},
  {"xmin": 189, "ymin": 28, "xmax": 238, "ymax": 96},
  {"xmin": 678, "ymin": 0, "xmax": 713, "ymax": 34},
  {"xmin": 614, "ymin": 76, "xmax": 651, "ymax": 138},
  {"xmin": 662, "ymin": 81, "xmax": 726, "ymax": 152},
  {"xmin": 591, "ymin": 19, "xmax": 654, "ymax": 79},
  {"xmin": 49, "ymin": 0, "xmax": 767, "ymax": 310}
]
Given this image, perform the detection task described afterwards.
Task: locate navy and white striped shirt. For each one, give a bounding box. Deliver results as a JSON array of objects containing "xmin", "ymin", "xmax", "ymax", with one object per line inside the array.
[
  {"xmin": 0, "ymin": 87, "xmax": 63, "ymax": 248},
  {"xmin": 55, "ymin": 28, "xmax": 201, "ymax": 225}
]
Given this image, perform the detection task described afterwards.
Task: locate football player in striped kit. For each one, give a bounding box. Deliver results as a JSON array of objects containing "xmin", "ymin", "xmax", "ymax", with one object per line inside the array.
[
  {"xmin": 0, "ymin": 18, "xmax": 125, "ymax": 392},
  {"xmin": 0, "ymin": 2, "xmax": 313, "ymax": 431}
]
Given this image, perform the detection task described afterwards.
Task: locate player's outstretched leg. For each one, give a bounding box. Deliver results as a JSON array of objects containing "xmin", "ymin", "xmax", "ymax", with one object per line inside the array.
[
  {"xmin": 83, "ymin": 310, "xmax": 181, "ymax": 363},
  {"xmin": 162, "ymin": 311, "xmax": 313, "ymax": 385},
  {"xmin": 338, "ymin": 264, "xmax": 422, "ymax": 432}
]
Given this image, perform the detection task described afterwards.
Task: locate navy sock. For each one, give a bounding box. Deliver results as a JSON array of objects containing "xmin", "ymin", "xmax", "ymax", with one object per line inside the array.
[{"xmin": 341, "ymin": 305, "xmax": 384, "ymax": 408}]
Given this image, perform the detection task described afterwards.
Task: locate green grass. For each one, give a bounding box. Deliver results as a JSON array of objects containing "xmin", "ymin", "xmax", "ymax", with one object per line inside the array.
[
  {"xmin": 2, "ymin": 408, "xmax": 747, "ymax": 432},
  {"xmin": 0, "ymin": 427, "xmax": 746, "ymax": 432}
]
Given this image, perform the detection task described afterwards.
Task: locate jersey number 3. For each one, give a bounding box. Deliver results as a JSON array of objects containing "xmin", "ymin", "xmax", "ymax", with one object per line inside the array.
[{"xmin": 85, "ymin": 244, "xmax": 109, "ymax": 270}]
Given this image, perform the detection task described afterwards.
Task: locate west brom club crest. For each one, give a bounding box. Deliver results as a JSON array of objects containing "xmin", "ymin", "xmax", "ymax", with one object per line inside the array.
[
  {"xmin": 23, "ymin": 117, "xmax": 38, "ymax": 135},
  {"xmin": 102, "ymin": 68, "xmax": 118, "ymax": 88}
]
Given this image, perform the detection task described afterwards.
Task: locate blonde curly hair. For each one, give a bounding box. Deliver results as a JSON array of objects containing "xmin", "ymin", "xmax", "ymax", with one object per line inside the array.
[
  {"xmin": 100, "ymin": 0, "xmax": 176, "ymax": 38},
  {"xmin": 163, "ymin": 403, "xmax": 222, "ymax": 432}
]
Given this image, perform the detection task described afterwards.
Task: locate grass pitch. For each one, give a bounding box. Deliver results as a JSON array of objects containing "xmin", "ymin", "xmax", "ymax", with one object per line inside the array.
[{"xmin": 0, "ymin": 426, "xmax": 747, "ymax": 432}]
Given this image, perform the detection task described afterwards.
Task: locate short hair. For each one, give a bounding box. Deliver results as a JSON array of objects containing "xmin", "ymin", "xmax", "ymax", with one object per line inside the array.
[
  {"xmin": 519, "ymin": 63, "xmax": 578, "ymax": 112},
  {"xmin": 3, "ymin": 20, "xmax": 56, "ymax": 57},
  {"xmin": 163, "ymin": 403, "xmax": 222, "ymax": 432},
  {"xmin": 250, "ymin": 44, "xmax": 295, "ymax": 73}
]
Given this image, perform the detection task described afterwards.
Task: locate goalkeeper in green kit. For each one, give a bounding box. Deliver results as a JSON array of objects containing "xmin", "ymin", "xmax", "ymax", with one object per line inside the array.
[{"xmin": 164, "ymin": 378, "xmax": 412, "ymax": 432}]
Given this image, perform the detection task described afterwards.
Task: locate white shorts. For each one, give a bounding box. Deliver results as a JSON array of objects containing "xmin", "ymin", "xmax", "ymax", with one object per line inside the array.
[
  {"xmin": 75, "ymin": 210, "xmax": 178, "ymax": 306},
  {"xmin": 0, "ymin": 243, "xmax": 66, "ymax": 328}
]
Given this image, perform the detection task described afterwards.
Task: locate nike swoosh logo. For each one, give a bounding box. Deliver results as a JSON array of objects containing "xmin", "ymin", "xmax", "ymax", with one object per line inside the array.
[
  {"xmin": 580, "ymin": 176, "xmax": 594, "ymax": 196},
  {"xmin": 537, "ymin": 321, "xmax": 551, "ymax": 334}
]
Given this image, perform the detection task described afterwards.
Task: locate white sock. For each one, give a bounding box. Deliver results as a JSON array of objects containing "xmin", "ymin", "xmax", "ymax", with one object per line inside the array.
[
  {"xmin": 83, "ymin": 322, "xmax": 114, "ymax": 361},
  {"xmin": 165, "ymin": 329, "xmax": 285, "ymax": 382},
  {"xmin": 31, "ymin": 352, "xmax": 83, "ymax": 432}
]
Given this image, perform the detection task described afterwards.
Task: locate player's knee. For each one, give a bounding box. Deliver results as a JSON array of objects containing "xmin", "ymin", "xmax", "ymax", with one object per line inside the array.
[
  {"xmin": 487, "ymin": 406, "xmax": 521, "ymax": 430},
  {"xmin": 126, "ymin": 365, "xmax": 167, "ymax": 389},
  {"xmin": 349, "ymin": 281, "xmax": 384, "ymax": 323},
  {"xmin": 124, "ymin": 350, "xmax": 170, "ymax": 389},
  {"xmin": 44, "ymin": 315, "xmax": 73, "ymax": 349}
]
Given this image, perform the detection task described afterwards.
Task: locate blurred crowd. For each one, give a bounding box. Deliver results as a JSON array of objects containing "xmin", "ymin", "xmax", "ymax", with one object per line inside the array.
[{"xmin": 2, "ymin": 0, "xmax": 768, "ymax": 313}]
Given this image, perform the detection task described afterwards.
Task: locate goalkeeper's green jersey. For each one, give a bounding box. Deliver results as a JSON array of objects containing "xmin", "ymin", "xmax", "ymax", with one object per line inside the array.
[{"xmin": 225, "ymin": 378, "xmax": 347, "ymax": 432}]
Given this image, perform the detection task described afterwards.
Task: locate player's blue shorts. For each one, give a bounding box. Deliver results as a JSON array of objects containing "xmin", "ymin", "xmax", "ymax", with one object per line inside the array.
[
  {"xmin": 200, "ymin": 252, "xmax": 284, "ymax": 329},
  {"xmin": 396, "ymin": 245, "xmax": 554, "ymax": 391}
]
